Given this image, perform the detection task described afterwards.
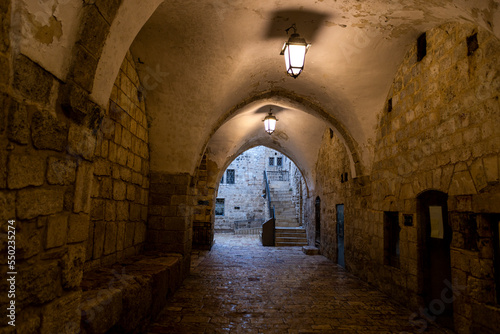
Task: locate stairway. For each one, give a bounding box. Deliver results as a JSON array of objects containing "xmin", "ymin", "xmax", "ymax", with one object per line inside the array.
[
  {"xmin": 269, "ymin": 181, "xmax": 300, "ymax": 228},
  {"xmin": 275, "ymin": 227, "xmax": 308, "ymax": 247}
]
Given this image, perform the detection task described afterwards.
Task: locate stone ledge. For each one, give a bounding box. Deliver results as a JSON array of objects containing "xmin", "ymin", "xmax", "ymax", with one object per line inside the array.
[
  {"xmin": 302, "ymin": 246, "xmax": 319, "ymax": 255},
  {"xmin": 80, "ymin": 252, "xmax": 183, "ymax": 334}
]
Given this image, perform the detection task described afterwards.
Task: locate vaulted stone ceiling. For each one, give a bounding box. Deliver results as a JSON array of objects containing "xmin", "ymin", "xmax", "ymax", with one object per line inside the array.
[
  {"xmin": 15, "ymin": 0, "xmax": 500, "ymax": 181},
  {"xmin": 128, "ymin": 0, "xmax": 500, "ymax": 178}
]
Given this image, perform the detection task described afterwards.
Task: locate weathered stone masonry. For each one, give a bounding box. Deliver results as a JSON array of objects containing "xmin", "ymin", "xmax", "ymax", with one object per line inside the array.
[{"xmin": 311, "ymin": 22, "xmax": 500, "ymax": 334}]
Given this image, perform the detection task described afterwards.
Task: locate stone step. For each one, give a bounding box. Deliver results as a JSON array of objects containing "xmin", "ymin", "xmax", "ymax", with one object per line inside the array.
[
  {"xmin": 275, "ymin": 241, "xmax": 308, "ymax": 247},
  {"xmin": 276, "ymin": 236, "xmax": 307, "ymax": 243}
]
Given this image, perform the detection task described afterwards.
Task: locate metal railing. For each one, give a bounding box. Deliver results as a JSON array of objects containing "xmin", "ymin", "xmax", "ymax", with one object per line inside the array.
[
  {"xmin": 266, "ymin": 170, "xmax": 289, "ymax": 182},
  {"xmin": 261, "ymin": 171, "xmax": 275, "ymax": 246},
  {"xmin": 263, "ymin": 171, "xmax": 275, "ymax": 219}
]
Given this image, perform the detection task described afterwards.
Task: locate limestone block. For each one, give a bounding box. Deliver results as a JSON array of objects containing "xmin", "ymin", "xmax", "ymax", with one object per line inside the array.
[
  {"xmin": 86, "ymin": 222, "xmax": 94, "ymax": 261},
  {"xmin": 7, "ymin": 154, "xmax": 45, "ymax": 189},
  {"xmin": 90, "ymin": 199, "xmax": 105, "ymax": 221},
  {"xmin": 31, "ymin": 110, "xmax": 68, "ymax": 151},
  {"xmin": 61, "ymin": 244, "xmax": 85, "ymax": 289},
  {"xmin": 482, "ymin": 154, "xmax": 499, "ymax": 183},
  {"xmin": 116, "ymin": 201, "xmax": 129, "ymax": 220},
  {"xmin": 0, "ymin": 191, "xmax": 15, "ymax": 222},
  {"xmin": 113, "ymin": 180, "xmax": 127, "ymax": 200},
  {"xmin": 122, "ymin": 128, "xmax": 131, "ymax": 149},
  {"xmin": 71, "ymin": 47, "xmax": 98, "ymax": 92},
  {"xmin": 13, "ymin": 55, "xmax": 53, "ymax": 105},
  {"xmin": 134, "ymin": 222, "xmax": 146, "ymax": 245},
  {"xmin": 118, "ymin": 279, "xmax": 152, "ymax": 332},
  {"xmin": 99, "ymin": 177, "xmax": 113, "ymax": 199},
  {"xmin": 108, "ymin": 141, "xmax": 117, "ymax": 162},
  {"xmin": 92, "ymin": 221, "xmax": 106, "ymax": 259},
  {"xmin": 127, "ymin": 151, "xmax": 134, "ymax": 169},
  {"xmin": 116, "ymin": 146, "xmax": 127, "ymax": 166},
  {"xmin": 130, "ymin": 203, "xmax": 142, "ymax": 221},
  {"xmin": 47, "ymin": 157, "xmax": 77, "ymax": 185},
  {"xmin": 74, "ymin": 162, "xmax": 94, "ymax": 213},
  {"xmin": 68, "ymin": 214, "xmax": 90, "ymax": 244},
  {"xmin": 133, "ymin": 155, "xmax": 142, "ymax": 172},
  {"xmin": 40, "ymin": 291, "xmax": 82, "ymax": 334},
  {"xmin": 117, "ymin": 221, "xmax": 126, "ymax": 251},
  {"xmin": 94, "ymin": 159, "xmax": 111, "ymax": 176},
  {"xmin": 16, "ymin": 220, "xmax": 42, "ymax": 260},
  {"xmin": 469, "ymin": 158, "xmax": 488, "ymax": 191},
  {"xmin": 0, "ymin": 144, "xmax": 6, "ymax": 188},
  {"xmin": 68, "ymin": 124, "xmax": 96, "ymax": 161},
  {"xmin": 467, "ymin": 276, "xmax": 495, "ymax": 304},
  {"xmin": 80, "ymin": 288, "xmax": 123, "ymax": 334},
  {"xmin": 7, "ymin": 99, "xmax": 29, "ymax": 144},
  {"xmin": 45, "ymin": 214, "xmax": 68, "ymax": 249},
  {"xmin": 449, "ymin": 170, "xmax": 477, "ymax": 195},
  {"xmin": 124, "ymin": 222, "xmax": 136, "ymax": 248},
  {"xmin": 105, "ymin": 200, "xmax": 116, "ymax": 221},
  {"xmin": 126, "ymin": 183, "xmax": 135, "ymax": 201},
  {"xmin": 14, "ymin": 307, "xmax": 41, "ymax": 334},
  {"xmin": 101, "ymin": 139, "xmax": 109, "ymax": 159},
  {"xmin": 103, "ymin": 221, "xmax": 117, "ymax": 255},
  {"xmin": 17, "ymin": 260, "xmax": 62, "ymax": 306},
  {"xmin": 17, "ymin": 188, "xmax": 65, "ymax": 220}
]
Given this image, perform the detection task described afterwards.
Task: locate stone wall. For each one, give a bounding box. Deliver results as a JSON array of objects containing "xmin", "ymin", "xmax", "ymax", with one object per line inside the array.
[
  {"xmin": 215, "ymin": 146, "xmax": 268, "ymax": 232},
  {"xmin": 147, "ymin": 172, "xmax": 193, "ymax": 275},
  {"xmin": 0, "ymin": 12, "xmax": 88, "ymax": 334},
  {"xmin": 85, "ymin": 51, "xmax": 150, "ymax": 271},
  {"xmin": 311, "ymin": 22, "xmax": 500, "ymax": 334}
]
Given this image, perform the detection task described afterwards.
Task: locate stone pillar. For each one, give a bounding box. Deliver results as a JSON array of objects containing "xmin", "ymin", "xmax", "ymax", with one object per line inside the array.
[{"xmin": 147, "ymin": 172, "xmax": 194, "ymax": 277}]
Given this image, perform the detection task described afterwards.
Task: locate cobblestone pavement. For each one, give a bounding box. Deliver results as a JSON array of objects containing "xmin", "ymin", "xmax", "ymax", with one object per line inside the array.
[{"xmin": 148, "ymin": 234, "xmax": 452, "ymax": 333}]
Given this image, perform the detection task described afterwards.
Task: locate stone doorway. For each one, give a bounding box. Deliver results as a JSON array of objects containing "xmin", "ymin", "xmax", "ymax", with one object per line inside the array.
[
  {"xmin": 417, "ymin": 190, "xmax": 454, "ymax": 329},
  {"xmin": 315, "ymin": 196, "xmax": 321, "ymax": 247}
]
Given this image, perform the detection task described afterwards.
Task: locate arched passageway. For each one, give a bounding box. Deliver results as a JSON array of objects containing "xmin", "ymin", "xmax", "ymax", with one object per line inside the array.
[{"xmin": 2, "ymin": 1, "xmax": 500, "ymax": 333}]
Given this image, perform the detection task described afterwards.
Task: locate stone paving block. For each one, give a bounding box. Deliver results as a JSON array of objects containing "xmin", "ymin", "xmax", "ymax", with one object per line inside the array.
[{"xmin": 147, "ymin": 234, "xmax": 452, "ymax": 334}]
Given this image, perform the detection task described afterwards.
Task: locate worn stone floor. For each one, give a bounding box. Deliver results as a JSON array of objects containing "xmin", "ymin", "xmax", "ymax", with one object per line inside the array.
[{"xmin": 147, "ymin": 234, "xmax": 452, "ymax": 334}]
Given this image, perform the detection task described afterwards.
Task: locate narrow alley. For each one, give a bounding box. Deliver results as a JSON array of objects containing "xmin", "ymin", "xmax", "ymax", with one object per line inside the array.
[{"xmin": 148, "ymin": 235, "xmax": 452, "ymax": 333}]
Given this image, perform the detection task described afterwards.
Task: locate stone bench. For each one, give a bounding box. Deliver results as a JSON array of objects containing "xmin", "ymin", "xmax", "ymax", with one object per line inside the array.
[{"xmin": 79, "ymin": 252, "xmax": 183, "ymax": 334}]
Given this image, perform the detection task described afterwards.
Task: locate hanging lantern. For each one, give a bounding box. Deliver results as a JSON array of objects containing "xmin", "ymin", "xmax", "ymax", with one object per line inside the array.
[
  {"xmin": 280, "ymin": 24, "xmax": 311, "ymax": 78},
  {"xmin": 263, "ymin": 109, "xmax": 278, "ymax": 135}
]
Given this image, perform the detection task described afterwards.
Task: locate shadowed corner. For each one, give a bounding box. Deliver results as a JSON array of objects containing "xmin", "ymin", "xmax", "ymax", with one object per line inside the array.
[
  {"xmin": 253, "ymin": 104, "xmax": 286, "ymax": 115},
  {"xmin": 265, "ymin": 9, "xmax": 331, "ymax": 42}
]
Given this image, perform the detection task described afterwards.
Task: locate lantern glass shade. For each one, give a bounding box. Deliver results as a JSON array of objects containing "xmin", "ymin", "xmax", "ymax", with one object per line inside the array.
[
  {"xmin": 280, "ymin": 33, "xmax": 310, "ymax": 78},
  {"xmin": 263, "ymin": 113, "xmax": 277, "ymax": 134}
]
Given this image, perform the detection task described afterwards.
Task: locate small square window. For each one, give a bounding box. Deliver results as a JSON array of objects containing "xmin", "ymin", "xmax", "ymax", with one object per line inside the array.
[
  {"xmin": 277, "ymin": 157, "xmax": 283, "ymax": 166},
  {"xmin": 269, "ymin": 157, "xmax": 274, "ymax": 166},
  {"xmin": 384, "ymin": 211, "xmax": 400, "ymax": 267},
  {"xmin": 215, "ymin": 198, "xmax": 225, "ymax": 216},
  {"xmin": 226, "ymin": 169, "xmax": 235, "ymax": 184}
]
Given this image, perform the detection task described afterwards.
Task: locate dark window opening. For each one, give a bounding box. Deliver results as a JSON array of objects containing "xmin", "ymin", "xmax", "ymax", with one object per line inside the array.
[
  {"xmin": 215, "ymin": 198, "xmax": 225, "ymax": 216},
  {"xmin": 387, "ymin": 98, "xmax": 392, "ymax": 113},
  {"xmin": 277, "ymin": 157, "xmax": 283, "ymax": 166},
  {"xmin": 234, "ymin": 206, "xmax": 240, "ymax": 210},
  {"xmin": 340, "ymin": 173, "xmax": 344, "ymax": 183},
  {"xmin": 467, "ymin": 32, "xmax": 478, "ymax": 56},
  {"xmin": 404, "ymin": 214, "xmax": 414, "ymax": 227},
  {"xmin": 269, "ymin": 157, "xmax": 274, "ymax": 166},
  {"xmin": 384, "ymin": 211, "xmax": 401, "ymax": 267},
  {"xmin": 491, "ymin": 215, "xmax": 500, "ymax": 305},
  {"xmin": 344, "ymin": 172, "xmax": 348, "ymax": 182},
  {"xmin": 330, "ymin": 128, "xmax": 334, "ymax": 139},
  {"xmin": 226, "ymin": 169, "xmax": 235, "ymax": 184},
  {"xmin": 417, "ymin": 32, "xmax": 427, "ymax": 62},
  {"xmin": 463, "ymin": 213, "xmax": 478, "ymax": 251},
  {"xmin": 220, "ymin": 174, "xmax": 224, "ymax": 184}
]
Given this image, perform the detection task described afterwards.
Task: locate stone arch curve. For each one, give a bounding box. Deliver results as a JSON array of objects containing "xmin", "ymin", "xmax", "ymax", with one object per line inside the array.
[
  {"xmin": 214, "ymin": 143, "xmax": 311, "ymax": 198},
  {"xmin": 198, "ymin": 89, "xmax": 365, "ymax": 182}
]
